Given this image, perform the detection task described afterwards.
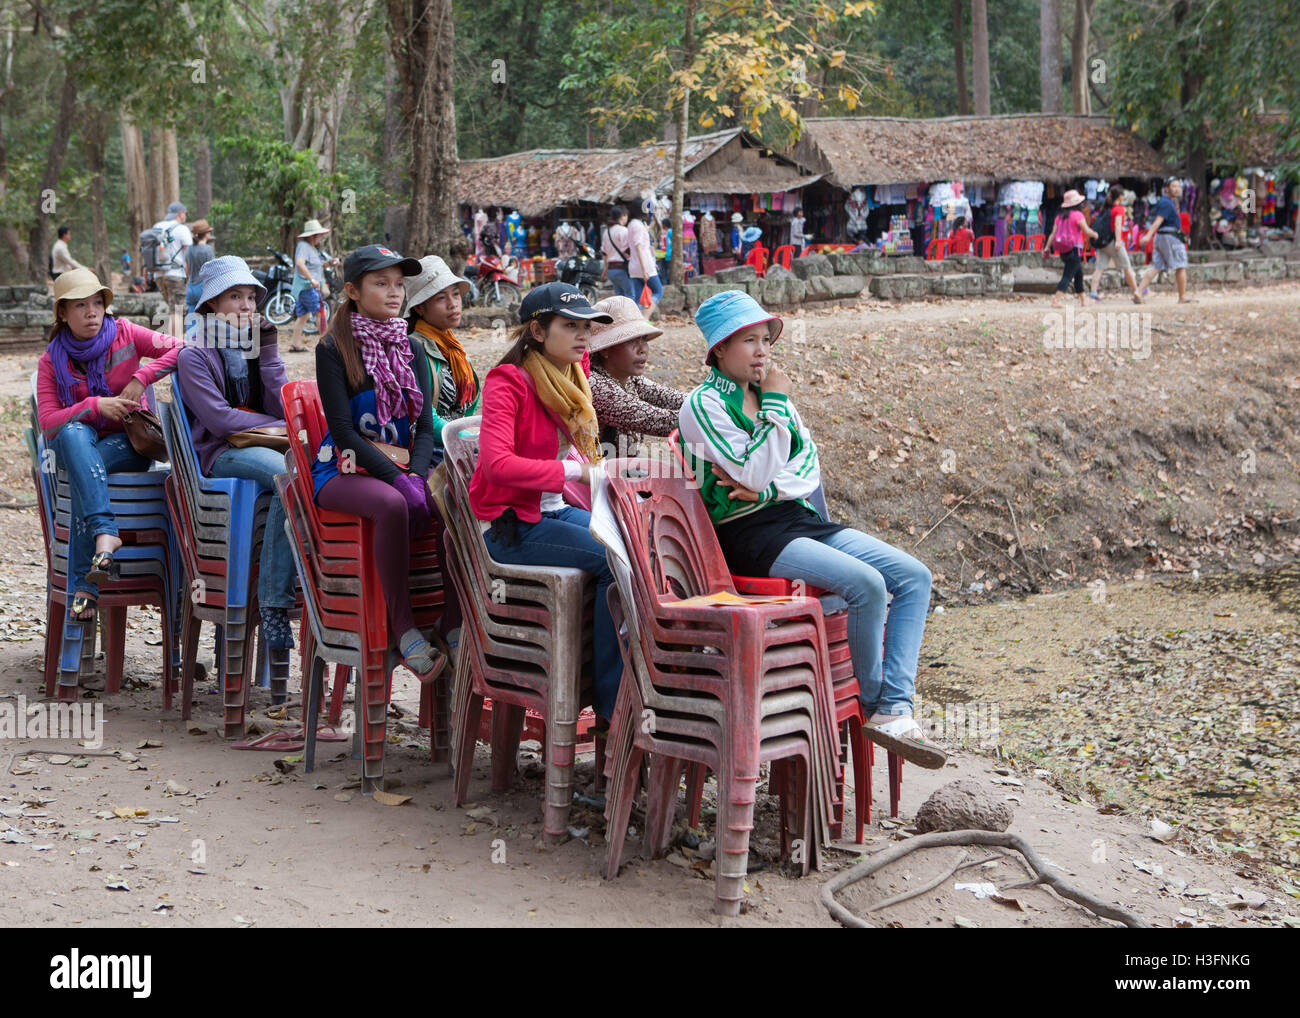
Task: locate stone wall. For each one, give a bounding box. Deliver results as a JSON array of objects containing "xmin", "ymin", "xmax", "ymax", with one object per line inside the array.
[{"xmin": 0, "ymin": 286, "xmax": 169, "ymax": 350}]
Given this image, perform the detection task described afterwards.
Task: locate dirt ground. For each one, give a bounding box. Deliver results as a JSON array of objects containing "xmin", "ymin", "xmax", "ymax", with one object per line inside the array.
[{"xmin": 2, "ymin": 284, "xmax": 1298, "ymax": 927}]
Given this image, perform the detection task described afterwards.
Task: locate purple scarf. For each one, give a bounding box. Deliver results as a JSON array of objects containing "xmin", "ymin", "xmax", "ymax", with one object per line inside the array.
[
  {"xmin": 48, "ymin": 316, "xmax": 118, "ymax": 408},
  {"xmin": 350, "ymin": 312, "xmax": 422, "ymax": 427}
]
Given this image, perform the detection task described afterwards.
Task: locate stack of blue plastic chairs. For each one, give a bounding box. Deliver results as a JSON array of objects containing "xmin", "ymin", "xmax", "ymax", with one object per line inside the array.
[
  {"xmin": 26, "ymin": 374, "xmax": 181, "ymax": 703},
  {"xmin": 160, "ymin": 382, "xmax": 286, "ymax": 740}
]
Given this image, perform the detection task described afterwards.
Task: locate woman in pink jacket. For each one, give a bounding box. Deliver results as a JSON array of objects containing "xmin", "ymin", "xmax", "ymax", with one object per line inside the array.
[
  {"xmin": 467, "ymin": 282, "xmax": 622, "ymax": 721},
  {"xmin": 36, "ymin": 268, "xmax": 182, "ymax": 619}
]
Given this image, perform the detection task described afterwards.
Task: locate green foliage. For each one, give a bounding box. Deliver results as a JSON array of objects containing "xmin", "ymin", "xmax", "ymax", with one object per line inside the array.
[{"xmin": 208, "ymin": 134, "xmax": 341, "ymax": 255}]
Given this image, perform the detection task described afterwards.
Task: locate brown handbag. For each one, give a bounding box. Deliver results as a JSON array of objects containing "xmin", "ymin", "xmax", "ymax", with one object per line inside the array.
[
  {"xmin": 227, "ymin": 426, "xmax": 291, "ymax": 452},
  {"xmin": 122, "ymin": 408, "xmax": 167, "ymax": 461},
  {"xmin": 371, "ymin": 441, "xmax": 410, "ymax": 467}
]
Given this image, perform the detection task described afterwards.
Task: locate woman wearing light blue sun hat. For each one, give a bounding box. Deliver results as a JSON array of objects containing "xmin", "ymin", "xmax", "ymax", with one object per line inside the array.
[
  {"xmin": 176, "ymin": 255, "xmax": 297, "ymax": 650},
  {"xmin": 676, "ymin": 289, "xmax": 946, "ymax": 770}
]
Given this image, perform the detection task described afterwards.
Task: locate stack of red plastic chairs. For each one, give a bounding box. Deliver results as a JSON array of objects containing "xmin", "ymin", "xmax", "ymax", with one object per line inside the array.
[
  {"xmin": 596, "ymin": 458, "xmax": 842, "ymax": 916},
  {"xmin": 435, "ymin": 417, "xmax": 597, "ymax": 842},
  {"xmin": 277, "ymin": 380, "xmax": 448, "ymax": 792}
]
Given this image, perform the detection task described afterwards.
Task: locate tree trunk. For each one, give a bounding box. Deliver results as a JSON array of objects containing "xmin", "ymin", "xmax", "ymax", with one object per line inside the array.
[
  {"xmin": 388, "ymin": 0, "xmax": 460, "ymax": 258},
  {"xmin": 670, "ymin": 0, "xmax": 696, "ymax": 287},
  {"xmin": 83, "ymin": 114, "xmax": 112, "ymax": 286},
  {"xmin": 1071, "ymin": 0, "xmax": 1093, "ymax": 114},
  {"xmin": 162, "ymin": 128, "xmax": 180, "ymax": 210},
  {"xmin": 194, "ymin": 136, "xmax": 212, "ymax": 217},
  {"xmin": 971, "ymin": 0, "xmax": 990, "ymax": 115},
  {"xmin": 1040, "ymin": 0, "xmax": 1062, "ymax": 113},
  {"xmin": 952, "ymin": 0, "xmax": 968, "ymax": 115},
  {"xmin": 148, "ymin": 127, "xmax": 166, "ymax": 221},
  {"xmin": 121, "ymin": 114, "xmax": 150, "ymax": 275},
  {"xmin": 381, "ymin": 57, "xmax": 409, "ymax": 251},
  {"xmin": 26, "ymin": 69, "xmax": 78, "ymax": 284}
]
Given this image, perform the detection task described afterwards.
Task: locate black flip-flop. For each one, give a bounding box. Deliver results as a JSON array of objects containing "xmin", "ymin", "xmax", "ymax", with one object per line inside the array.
[{"xmin": 86, "ymin": 550, "xmax": 120, "ymax": 584}]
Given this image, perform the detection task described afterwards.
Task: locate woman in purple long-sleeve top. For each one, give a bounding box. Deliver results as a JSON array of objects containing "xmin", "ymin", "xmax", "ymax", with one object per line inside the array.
[{"xmin": 175, "ymin": 256, "xmax": 296, "ymax": 650}]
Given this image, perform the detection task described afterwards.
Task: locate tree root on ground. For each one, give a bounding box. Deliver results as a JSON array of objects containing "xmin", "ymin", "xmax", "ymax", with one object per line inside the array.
[{"xmin": 821, "ymin": 829, "xmax": 1151, "ymax": 928}]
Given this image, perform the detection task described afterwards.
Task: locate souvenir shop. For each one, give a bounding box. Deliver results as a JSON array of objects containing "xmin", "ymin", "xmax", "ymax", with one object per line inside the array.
[{"xmin": 1207, "ymin": 169, "xmax": 1297, "ymax": 247}]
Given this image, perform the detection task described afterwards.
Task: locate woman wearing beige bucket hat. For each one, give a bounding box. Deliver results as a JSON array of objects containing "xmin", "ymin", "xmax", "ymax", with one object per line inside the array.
[
  {"xmin": 403, "ymin": 255, "xmax": 480, "ymax": 460},
  {"xmin": 35, "ymin": 268, "xmax": 183, "ymax": 620},
  {"xmin": 288, "ymin": 218, "xmax": 332, "ymax": 352},
  {"xmin": 587, "ymin": 295, "xmax": 683, "ymax": 457}
]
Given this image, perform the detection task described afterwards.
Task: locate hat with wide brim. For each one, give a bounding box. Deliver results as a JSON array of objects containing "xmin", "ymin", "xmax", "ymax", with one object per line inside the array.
[
  {"xmin": 403, "ymin": 255, "xmax": 471, "ymax": 315},
  {"xmin": 195, "ymin": 255, "xmax": 267, "ymax": 311},
  {"xmin": 695, "ymin": 289, "xmax": 782, "ymax": 365},
  {"xmin": 189, "ymin": 218, "xmax": 213, "ymax": 240},
  {"xmin": 52, "ymin": 268, "xmax": 114, "ymax": 313},
  {"xmin": 730, "ymin": 212, "xmax": 744, "ymax": 223},
  {"xmin": 518, "ymin": 282, "xmax": 613, "ymax": 324},
  {"xmin": 1060, "ymin": 189, "xmax": 1085, "ymax": 208},
  {"xmin": 741, "ymin": 226, "xmax": 763, "ymax": 243},
  {"xmin": 298, "ymin": 219, "xmax": 331, "ymax": 238},
  {"xmin": 588, "ymin": 295, "xmax": 663, "ymax": 353}
]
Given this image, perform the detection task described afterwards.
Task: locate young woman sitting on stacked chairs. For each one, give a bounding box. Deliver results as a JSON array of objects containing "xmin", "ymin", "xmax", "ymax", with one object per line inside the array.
[
  {"xmin": 312, "ymin": 245, "xmax": 446, "ymax": 684},
  {"xmin": 175, "ymin": 255, "xmax": 297, "ymax": 652},
  {"xmin": 677, "ymin": 289, "xmax": 947, "ymax": 770},
  {"xmin": 36, "ymin": 268, "xmax": 182, "ymax": 621}
]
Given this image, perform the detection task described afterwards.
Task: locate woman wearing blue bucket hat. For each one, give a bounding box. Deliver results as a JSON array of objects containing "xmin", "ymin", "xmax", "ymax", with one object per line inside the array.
[
  {"xmin": 176, "ymin": 255, "xmax": 297, "ymax": 651},
  {"xmin": 677, "ymin": 289, "xmax": 946, "ymax": 769}
]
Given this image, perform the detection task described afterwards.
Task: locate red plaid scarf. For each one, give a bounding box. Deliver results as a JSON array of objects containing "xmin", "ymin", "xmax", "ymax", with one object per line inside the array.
[{"xmin": 351, "ymin": 312, "xmax": 423, "ymax": 426}]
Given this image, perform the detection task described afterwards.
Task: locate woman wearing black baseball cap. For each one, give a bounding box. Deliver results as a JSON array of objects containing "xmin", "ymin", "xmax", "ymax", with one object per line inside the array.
[
  {"xmin": 467, "ymin": 282, "xmax": 624, "ymax": 723},
  {"xmin": 311, "ymin": 244, "xmax": 447, "ymax": 683}
]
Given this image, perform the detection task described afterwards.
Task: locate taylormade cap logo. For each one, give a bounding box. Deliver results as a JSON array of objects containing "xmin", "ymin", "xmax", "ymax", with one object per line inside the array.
[{"xmin": 558, "ymin": 291, "xmax": 582, "ymax": 303}]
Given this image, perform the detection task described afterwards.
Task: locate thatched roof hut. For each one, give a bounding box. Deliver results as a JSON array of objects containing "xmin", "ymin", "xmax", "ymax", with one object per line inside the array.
[
  {"xmin": 459, "ymin": 129, "xmax": 822, "ymax": 217},
  {"xmin": 793, "ymin": 114, "xmax": 1169, "ymax": 189}
]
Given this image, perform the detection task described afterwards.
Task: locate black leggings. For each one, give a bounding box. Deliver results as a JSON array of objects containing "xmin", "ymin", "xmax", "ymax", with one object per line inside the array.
[{"xmin": 1056, "ymin": 249, "xmax": 1084, "ymax": 293}]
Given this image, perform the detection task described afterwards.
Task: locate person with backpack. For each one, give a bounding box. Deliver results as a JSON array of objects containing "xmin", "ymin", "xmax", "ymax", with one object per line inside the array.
[
  {"xmin": 1045, "ymin": 190, "xmax": 1097, "ymax": 309},
  {"xmin": 1087, "ymin": 186, "xmax": 1141, "ymax": 303},
  {"xmin": 144, "ymin": 202, "xmax": 193, "ymax": 333},
  {"xmin": 600, "ymin": 206, "xmax": 636, "ymax": 300}
]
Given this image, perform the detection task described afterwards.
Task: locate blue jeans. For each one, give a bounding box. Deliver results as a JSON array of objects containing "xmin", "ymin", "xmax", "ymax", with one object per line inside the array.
[
  {"xmin": 482, "ymin": 505, "xmax": 619, "ymax": 719},
  {"xmin": 631, "ymin": 273, "xmax": 663, "ymax": 305},
  {"xmin": 770, "ymin": 528, "xmax": 931, "ymax": 716},
  {"xmin": 185, "ymin": 281, "xmax": 203, "ymax": 316},
  {"xmin": 210, "ymin": 445, "xmax": 295, "ymax": 609},
  {"xmin": 606, "ymin": 268, "xmax": 636, "ymax": 301},
  {"xmin": 51, "ymin": 423, "xmax": 148, "ymax": 597}
]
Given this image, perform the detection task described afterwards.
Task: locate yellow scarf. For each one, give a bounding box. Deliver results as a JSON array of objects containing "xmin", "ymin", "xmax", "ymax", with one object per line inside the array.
[
  {"xmin": 522, "ymin": 349, "xmax": 601, "ymax": 462},
  {"xmin": 412, "ymin": 319, "xmax": 477, "ymax": 407}
]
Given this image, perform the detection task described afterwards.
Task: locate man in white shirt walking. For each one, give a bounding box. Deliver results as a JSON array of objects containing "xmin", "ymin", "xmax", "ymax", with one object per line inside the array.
[{"xmin": 50, "ymin": 226, "xmax": 83, "ymax": 280}]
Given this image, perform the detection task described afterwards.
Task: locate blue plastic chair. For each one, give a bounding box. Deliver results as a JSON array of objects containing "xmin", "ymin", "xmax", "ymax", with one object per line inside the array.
[
  {"xmin": 26, "ymin": 380, "xmax": 181, "ymax": 702},
  {"xmin": 161, "ymin": 381, "xmax": 285, "ymax": 738}
]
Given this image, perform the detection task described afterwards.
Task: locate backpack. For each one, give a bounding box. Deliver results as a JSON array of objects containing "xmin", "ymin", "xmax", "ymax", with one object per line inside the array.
[
  {"xmin": 139, "ymin": 223, "xmax": 176, "ymax": 270},
  {"xmin": 1093, "ymin": 207, "xmax": 1116, "ymax": 249}
]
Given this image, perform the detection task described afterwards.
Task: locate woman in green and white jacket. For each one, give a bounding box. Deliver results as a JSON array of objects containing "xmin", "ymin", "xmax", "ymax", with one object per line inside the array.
[
  {"xmin": 678, "ymin": 289, "xmax": 944, "ymax": 770},
  {"xmin": 403, "ymin": 256, "xmax": 482, "ymax": 462}
]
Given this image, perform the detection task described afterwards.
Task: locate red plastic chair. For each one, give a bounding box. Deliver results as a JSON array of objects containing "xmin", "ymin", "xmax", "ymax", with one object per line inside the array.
[
  {"xmin": 1006, "ymin": 235, "xmax": 1027, "ymax": 253},
  {"xmin": 1027, "ymin": 233, "xmax": 1046, "ymax": 252},
  {"xmin": 743, "ymin": 245, "xmax": 769, "ymax": 277},
  {"xmin": 973, "ymin": 236, "xmax": 996, "ymax": 259},
  {"xmin": 771, "ymin": 245, "xmax": 797, "ymax": 271},
  {"xmin": 598, "ymin": 458, "xmax": 841, "ymax": 914},
  {"xmin": 279, "ymin": 380, "xmax": 448, "ymax": 792},
  {"xmin": 925, "ymin": 238, "xmax": 949, "ymax": 261}
]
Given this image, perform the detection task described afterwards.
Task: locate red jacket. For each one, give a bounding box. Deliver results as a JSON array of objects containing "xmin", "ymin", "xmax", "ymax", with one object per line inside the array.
[{"xmin": 469, "ymin": 363, "xmax": 569, "ymax": 524}]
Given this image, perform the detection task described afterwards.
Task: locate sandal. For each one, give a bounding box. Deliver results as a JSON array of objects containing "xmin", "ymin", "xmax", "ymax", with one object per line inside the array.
[
  {"xmin": 398, "ymin": 629, "xmax": 448, "ymax": 685},
  {"xmin": 86, "ymin": 550, "xmax": 120, "ymax": 584},
  {"xmin": 69, "ymin": 591, "xmax": 98, "ymax": 622},
  {"xmin": 865, "ymin": 714, "xmax": 948, "ymax": 770}
]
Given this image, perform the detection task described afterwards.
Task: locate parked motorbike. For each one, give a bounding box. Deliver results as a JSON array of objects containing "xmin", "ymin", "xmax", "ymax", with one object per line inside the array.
[
  {"xmin": 555, "ymin": 241, "xmax": 603, "ymax": 303},
  {"xmin": 250, "ymin": 247, "xmax": 295, "ymax": 326},
  {"xmin": 470, "ymin": 252, "xmax": 525, "ymax": 311}
]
